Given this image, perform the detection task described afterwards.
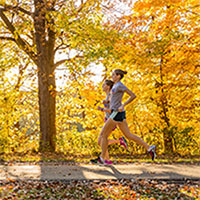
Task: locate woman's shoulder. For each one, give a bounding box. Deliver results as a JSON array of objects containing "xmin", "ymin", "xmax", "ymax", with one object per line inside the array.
[
  {"xmin": 112, "ymin": 81, "xmax": 127, "ymax": 93},
  {"xmin": 115, "ymin": 81, "xmax": 123, "ymax": 86},
  {"xmin": 105, "ymin": 92, "xmax": 111, "ymax": 100},
  {"xmin": 117, "ymin": 81, "xmax": 127, "ymax": 88}
]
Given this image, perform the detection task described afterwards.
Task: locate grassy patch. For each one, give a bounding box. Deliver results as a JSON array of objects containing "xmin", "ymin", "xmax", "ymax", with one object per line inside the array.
[{"xmin": 0, "ymin": 152, "xmax": 200, "ymax": 165}]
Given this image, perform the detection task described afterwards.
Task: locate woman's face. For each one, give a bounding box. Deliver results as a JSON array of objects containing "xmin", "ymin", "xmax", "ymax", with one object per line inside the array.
[
  {"xmin": 112, "ymin": 71, "xmax": 120, "ymax": 82},
  {"xmin": 102, "ymin": 82, "xmax": 109, "ymax": 92}
]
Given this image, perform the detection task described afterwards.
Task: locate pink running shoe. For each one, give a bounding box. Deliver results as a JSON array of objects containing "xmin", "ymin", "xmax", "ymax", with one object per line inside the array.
[
  {"xmin": 148, "ymin": 145, "xmax": 156, "ymax": 161},
  {"xmin": 105, "ymin": 160, "xmax": 112, "ymax": 165},
  {"xmin": 119, "ymin": 136, "xmax": 128, "ymax": 149}
]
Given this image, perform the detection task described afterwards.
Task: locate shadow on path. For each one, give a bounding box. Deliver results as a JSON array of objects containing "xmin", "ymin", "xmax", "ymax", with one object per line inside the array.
[{"xmin": 1, "ymin": 163, "xmax": 200, "ymax": 181}]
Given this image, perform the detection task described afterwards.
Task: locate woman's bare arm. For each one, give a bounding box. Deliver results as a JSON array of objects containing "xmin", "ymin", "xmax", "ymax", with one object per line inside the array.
[{"xmin": 118, "ymin": 88, "xmax": 136, "ymax": 111}]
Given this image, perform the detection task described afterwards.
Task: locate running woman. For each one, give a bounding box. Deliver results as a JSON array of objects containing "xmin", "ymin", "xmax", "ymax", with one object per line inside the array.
[
  {"xmin": 94, "ymin": 69, "xmax": 156, "ymax": 164},
  {"xmin": 90, "ymin": 79, "xmax": 128, "ymax": 165}
]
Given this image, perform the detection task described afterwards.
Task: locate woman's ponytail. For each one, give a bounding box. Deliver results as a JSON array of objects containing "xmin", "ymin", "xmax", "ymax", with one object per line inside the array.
[{"xmin": 114, "ymin": 69, "xmax": 127, "ymax": 79}]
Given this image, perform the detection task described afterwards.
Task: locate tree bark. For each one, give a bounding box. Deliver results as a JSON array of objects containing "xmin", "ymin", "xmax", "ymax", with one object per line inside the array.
[
  {"xmin": 0, "ymin": 0, "xmax": 57, "ymax": 152},
  {"xmin": 37, "ymin": 68, "xmax": 56, "ymax": 152},
  {"xmin": 34, "ymin": 0, "xmax": 56, "ymax": 152},
  {"xmin": 159, "ymin": 57, "xmax": 173, "ymax": 154}
]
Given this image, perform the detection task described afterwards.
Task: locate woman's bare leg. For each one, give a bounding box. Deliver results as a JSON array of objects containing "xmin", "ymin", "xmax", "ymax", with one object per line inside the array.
[
  {"xmin": 118, "ymin": 120, "xmax": 149, "ymax": 150},
  {"xmin": 98, "ymin": 136, "xmax": 120, "ymax": 146},
  {"xmin": 104, "ymin": 140, "xmax": 120, "ymax": 160},
  {"xmin": 98, "ymin": 135, "xmax": 120, "ymax": 160},
  {"xmin": 108, "ymin": 139, "xmax": 120, "ymax": 145},
  {"xmin": 99, "ymin": 118, "xmax": 117, "ymax": 160}
]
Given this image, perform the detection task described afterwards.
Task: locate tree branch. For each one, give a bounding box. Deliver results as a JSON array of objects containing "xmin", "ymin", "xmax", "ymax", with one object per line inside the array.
[
  {"xmin": 54, "ymin": 59, "xmax": 70, "ymax": 69},
  {"xmin": 47, "ymin": 18, "xmax": 56, "ymax": 65},
  {"xmin": 15, "ymin": 60, "xmax": 31, "ymax": 90},
  {"xmin": 0, "ymin": 3, "xmax": 32, "ymax": 15},
  {"xmin": 54, "ymin": 35, "xmax": 71, "ymax": 53},
  {"xmin": 0, "ymin": 36, "xmax": 15, "ymax": 41},
  {"xmin": 53, "ymin": 55, "xmax": 84, "ymax": 70},
  {"xmin": 0, "ymin": 8, "xmax": 37, "ymax": 64}
]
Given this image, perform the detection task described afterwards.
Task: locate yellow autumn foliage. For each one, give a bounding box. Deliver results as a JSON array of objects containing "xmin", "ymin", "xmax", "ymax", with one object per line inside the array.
[{"xmin": 0, "ymin": 0, "xmax": 199, "ymax": 156}]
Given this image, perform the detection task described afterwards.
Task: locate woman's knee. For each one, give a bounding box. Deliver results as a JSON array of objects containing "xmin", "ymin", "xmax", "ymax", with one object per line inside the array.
[
  {"xmin": 101, "ymin": 133, "xmax": 109, "ymax": 140},
  {"xmin": 98, "ymin": 137, "xmax": 101, "ymax": 146},
  {"xmin": 100, "ymin": 129, "xmax": 112, "ymax": 138},
  {"xmin": 122, "ymin": 132, "xmax": 133, "ymax": 140},
  {"xmin": 98, "ymin": 133, "xmax": 108, "ymax": 145}
]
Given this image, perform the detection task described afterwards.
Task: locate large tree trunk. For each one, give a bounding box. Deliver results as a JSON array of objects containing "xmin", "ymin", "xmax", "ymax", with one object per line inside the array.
[
  {"xmin": 161, "ymin": 99, "xmax": 173, "ymax": 153},
  {"xmin": 34, "ymin": 0, "xmax": 56, "ymax": 152},
  {"xmin": 159, "ymin": 57, "xmax": 173, "ymax": 154},
  {"xmin": 37, "ymin": 64, "xmax": 56, "ymax": 152},
  {"xmin": 163, "ymin": 127, "xmax": 174, "ymax": 153}
]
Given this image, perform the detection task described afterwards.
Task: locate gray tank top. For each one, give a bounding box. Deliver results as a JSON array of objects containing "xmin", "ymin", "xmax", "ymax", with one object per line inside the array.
[
  {"xmin": 104, "ymin": 93, "xmax": 111, "ymax": 119},
  {"xmin": 110, "ymin": 81, "xmax": 127, "ymax": 111}
]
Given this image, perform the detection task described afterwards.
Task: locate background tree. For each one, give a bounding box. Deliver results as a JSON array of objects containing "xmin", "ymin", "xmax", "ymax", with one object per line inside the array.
[
  {"xmin": 0, "ymin": 0, "xmax": 199, "ymax": 156},
  {"xmin": 104, "ymin": 0, "xmax": 200, "ymax": 154},
  {"xmin": 0, "ymin": 43, "xmax": 39, "ymax": 154},
  {"xmin": 0, "ymin": 0, "xmax": 118, "ymax": 152}
]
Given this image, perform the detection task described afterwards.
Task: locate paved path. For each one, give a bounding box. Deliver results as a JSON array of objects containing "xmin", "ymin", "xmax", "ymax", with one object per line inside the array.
[{"xmin": 0, "ymin": 163, "xmax": 200, "ymax": 181}]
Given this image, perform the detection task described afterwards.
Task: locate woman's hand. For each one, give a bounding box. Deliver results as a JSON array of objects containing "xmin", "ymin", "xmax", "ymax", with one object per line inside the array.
[
  {"xmin": 102, "ymin": 100, "xmax": 109, "ymax": 104},
  {"xmin": 97, "ymin": 106, "xmax": 104, "ymax": 111},
  {"xmin": 118, "ymin": 105, "xmax": 124, "ymax": 112}
]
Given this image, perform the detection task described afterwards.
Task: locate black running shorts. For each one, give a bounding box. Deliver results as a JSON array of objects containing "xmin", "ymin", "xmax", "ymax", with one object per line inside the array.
[{"xmin": 110, "ymin": 110, "xmax": 126, "ymax": 122}]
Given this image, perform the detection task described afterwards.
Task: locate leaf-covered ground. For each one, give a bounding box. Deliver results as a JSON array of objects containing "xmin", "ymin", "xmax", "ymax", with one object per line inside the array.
[
  {"xmin": 0, "ymin": 153, "xmax": 199, "ymax": 199},
  {"xmin": 0, "ymin": 179, "xmax": 199, "ymax": 200}
]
